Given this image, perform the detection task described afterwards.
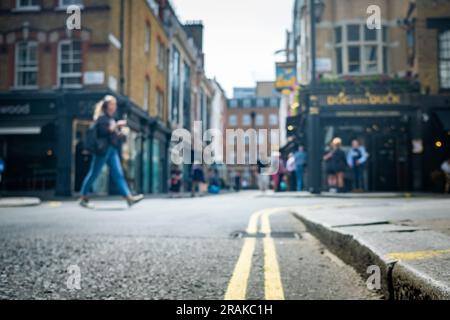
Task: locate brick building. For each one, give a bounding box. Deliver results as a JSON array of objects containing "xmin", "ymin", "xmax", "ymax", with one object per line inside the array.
[
  {"xmin": 225, "ymin": 82, "xmax": 280, "ymax": 189},
  {"xmin": 0, "ymin": 0, "xmax": 171, "ymax": 196}
]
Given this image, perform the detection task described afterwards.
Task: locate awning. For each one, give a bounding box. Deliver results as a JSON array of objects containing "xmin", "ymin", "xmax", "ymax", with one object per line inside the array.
[
  {"xmin": 435, "ymin": 111, "xmax": 450, "ymax": 131},
  {"xmin": 0, "ymin": 120, "xmax": 52, "ymax": 135}
]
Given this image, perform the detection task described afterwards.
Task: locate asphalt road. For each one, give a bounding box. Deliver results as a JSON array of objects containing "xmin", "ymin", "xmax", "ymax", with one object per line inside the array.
[{"xmin": 0, "ymin": 192, "xmax": 381, "ymax": 300}]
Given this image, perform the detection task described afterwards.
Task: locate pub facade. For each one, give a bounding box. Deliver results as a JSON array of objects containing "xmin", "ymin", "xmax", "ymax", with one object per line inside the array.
[{"xmin": 287, "ymin": 0, "xmax": 450, "ymax": 193}]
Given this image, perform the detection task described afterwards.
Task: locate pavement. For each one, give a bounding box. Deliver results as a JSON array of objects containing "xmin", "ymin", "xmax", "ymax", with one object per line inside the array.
[
  {"xmin": 291, "ymin": 198, "xmax": 450, "ymax": 299},
  {"xmin": 0, "ymin": 197, "xmax": 41, "ymax": 208},
  {"xmin": 0, "ymin": 191, "xmax": 449, "ymax": 300}
]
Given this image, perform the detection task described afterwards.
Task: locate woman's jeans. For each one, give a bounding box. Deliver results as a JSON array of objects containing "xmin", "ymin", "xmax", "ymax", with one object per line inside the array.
[{"xmin": 80, "ymin": 146, "xmax": 131, "ymax": 197}]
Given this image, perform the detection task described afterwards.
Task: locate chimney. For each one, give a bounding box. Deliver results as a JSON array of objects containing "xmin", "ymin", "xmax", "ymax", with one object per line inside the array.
[{"xmin": 184, "ymin": 21, "xmax": 204, "ymax": 52}]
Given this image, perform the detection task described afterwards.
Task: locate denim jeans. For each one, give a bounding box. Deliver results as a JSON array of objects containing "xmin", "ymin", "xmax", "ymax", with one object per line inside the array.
[
  {"xmin": 353, "ymin": 165, "xmax": 365, "ymax": 190},
  {"xmin": 80, "ymin": 146, "xmax": 131, "ymax": 197},
  {"xmin": 296, "ymin": 166, "xmax": 304, "ymax": 191}
]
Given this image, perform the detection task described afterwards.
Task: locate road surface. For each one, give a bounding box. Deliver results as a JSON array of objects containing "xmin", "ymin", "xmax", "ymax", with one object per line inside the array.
[{"xmin": 0, "ymin": 192, "xmax": 385, "ymax": 300}]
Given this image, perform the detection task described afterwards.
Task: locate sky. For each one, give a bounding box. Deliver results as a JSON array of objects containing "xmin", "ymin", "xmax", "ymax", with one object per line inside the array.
[{"xmin": 171, "ymin": 0, "xmax": 293, "ymax": 97}]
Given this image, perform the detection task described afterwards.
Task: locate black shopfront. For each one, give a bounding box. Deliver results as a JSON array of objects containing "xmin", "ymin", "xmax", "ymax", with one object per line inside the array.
[
  {"xmin": 299, "ymin": 81, "xmax": 428, "ymax": 193},
  {"xmin": 0, "ymin": 90, "xmax": 169, "ymax": 197}
]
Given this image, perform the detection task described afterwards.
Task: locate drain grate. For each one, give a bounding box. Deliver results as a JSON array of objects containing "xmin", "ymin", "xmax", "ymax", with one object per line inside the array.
[{"xmin": 229, "ymin": 231, "xmax": 302, "ymax": 240}]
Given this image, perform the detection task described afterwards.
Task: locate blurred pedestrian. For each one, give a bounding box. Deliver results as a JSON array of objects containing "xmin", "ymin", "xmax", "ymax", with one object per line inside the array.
[
  {"xmin": 233, "ymin": 171, "xmax": 241, "ymax": 192},
  {"xmin": 191, "ymin": 164, "xmax": 205, "ymax": 197},
  {"xmin": 323, "ymin": 138, "xmax": 347, "ymax": 193},
  {"xmin": 257, "ymin": 157, "xmax": 270, "ymax": 193},
  {"xmin": 294, "ymin": 145, "xmax": 307, "ymax": 192},
  {"xmin": 208, "ymin": 168, "xmax": 221, "ymax": 194},
  {"xmin": 347, "ymin": 139, "xmax": 369, "ymax": 192},
  {"xmin": 286, "ymin": 153, "xmax": 297, "ymax": 191},
  {"xmin": 79, "ymin": 95, "xmax": 144, "ymax": 209},
  {"xmin": 441, "ymin": 159, "xmax": 450, "ymax": 194},
  {"xmin": 0, "ymin": 157, "xmax": 4, "ymax": 189},
  {"xmin": 169, "ymin": 165, "xmax": 182, "ymax": 198}
]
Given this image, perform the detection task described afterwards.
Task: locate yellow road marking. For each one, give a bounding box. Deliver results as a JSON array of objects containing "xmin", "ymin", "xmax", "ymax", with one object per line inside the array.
[
  {"xmin": 224, "ymin": 211, "xmax": 261, "ymax": 300},
  {"xmin": 48, "ymin": 202, "xmax": 62, "ymax": 208},
  {"xmin": 385, "ymin": 249, "xmax": 450, "ymax": 261},
  {"xmin": 225, "ymin": 208, "xmax": 288, "ymax": 300},
  {"xmin": 261, "ymin": 211, "xmax": 285, "ymax": 300}
]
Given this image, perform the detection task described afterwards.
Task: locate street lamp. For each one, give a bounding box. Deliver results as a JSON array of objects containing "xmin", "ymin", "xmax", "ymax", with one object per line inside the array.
[
  {"xmin": 307, "ymin": 0, "xmax": 325, "ymax": 194},
  {"xmin": 310, "ymin": 0, "xmax": 325, "ymax": 86},
  {"xmin": 314, "ymin": 0, "xmax": 325, "ymax": 23}
]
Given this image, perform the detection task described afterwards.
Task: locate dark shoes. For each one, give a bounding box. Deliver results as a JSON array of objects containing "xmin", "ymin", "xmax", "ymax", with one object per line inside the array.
[
  {"xmin": 79, "ymin": 199, "xmax": 95, "ymax": 209},
  {"xmin": 127, "ymin": 194, "xmax": 145, "ymax": 207}
]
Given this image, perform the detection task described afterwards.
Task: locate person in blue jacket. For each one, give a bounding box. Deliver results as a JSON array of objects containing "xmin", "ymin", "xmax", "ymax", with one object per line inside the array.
[{"xmin": 347, "ymin": 139, "xmax": 369, "ymax": 191}]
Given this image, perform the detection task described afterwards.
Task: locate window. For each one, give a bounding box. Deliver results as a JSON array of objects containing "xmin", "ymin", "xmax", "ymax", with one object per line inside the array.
[
  {"xmin": 336, "ymin": 47, "xmax": 343, "ymax": 74},
  {"xmin": 269, "ymin": 114, "xmax": 278, "ymax": 126},
  {"xmin": 58, "ymin": 40, "xmax": 82, "ymax": 88},
  {"xmin": 242, "ymin": 114, "xmax": 252, "ymax": 126},
  {"xmin": 15, "ymin": 42, "xmax": 38, "ymax": 88},
  {"xmin": 59, "ymin": 0, "xmax": 83, "ymax": 8},
  {"xmin": 157, "ymin": 40, "xmax": 165, "ymax": 71},
  {"xmin": 243, "ymin": 99, "xmax": 252, "ymax": 108},
  {"xmin": 335, "ymin": 26, "xmax": 342, "ymax": 44},
  {"xmin": 270, "ymin": 98, "xmax": 279, "ymax": 107},
  {"xmin": 335, "ymin": 23, "xmax": 388, "ymax": 75},
  {"xmin": 229, "ymin": 99, "xmax": 238, "ymax": 108},
  {"xmin": 364, "ymin": 45, "xmax": 378, "ymax": 73},
  {"xmin": 228, "ymin": 115, "xmax": 237, "ymax": 126},
  {"xmin": 255, "ymin": 114, "xmax": 265, "ymax": 126},
  {"xmin": 439, "ymin": 30, "xmax": 450, "ymax": 89},
  {"xmin": 156, "ymin": 90, "xmax": 164, "ymax": 118},
  {"xmin": 144, "ymin": 23, "xmax": 151, "ymax": 55},
  {"xmin": 256, "ymin": 98, "xmax": 265, "ymax": 108},
  {"xmin": 16, "ymin": 0, "xmax": 40, "ymax": 10},
  {"xmin": 170, "ymin": 46, "xmax": 180, "ymax": 122},
  {"xmin": 143, "ymin": 78, "xmax": 149, "ymax": 111},
  {"xmin": 347, "ymin": 24, "xmax": 360, "ymax": 41}
]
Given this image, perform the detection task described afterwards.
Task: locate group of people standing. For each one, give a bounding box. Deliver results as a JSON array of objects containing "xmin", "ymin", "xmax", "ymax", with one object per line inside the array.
[
  {"xmin": 324, "ymin": 137, "xmax": 369, "ymax": 193},
  {"xmin": 255, "ymin": 146, "xmax": 308, "ymax": 193}
]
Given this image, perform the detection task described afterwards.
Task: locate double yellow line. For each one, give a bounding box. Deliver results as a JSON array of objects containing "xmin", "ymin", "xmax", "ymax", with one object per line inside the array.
[{"xmin": 224, "ymin": 208, "xmax": 286, "ymax": 300}]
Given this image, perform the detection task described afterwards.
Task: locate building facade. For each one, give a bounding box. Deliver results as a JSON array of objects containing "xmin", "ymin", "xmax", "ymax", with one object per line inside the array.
[
  {"xmin": 0, "ymin": 0, "xmax": 171, "ymax": 196},
  {"xmin": 287, "ymin": 0, "xmax": 450, "ymax": 193},
  {"xmin": 225, "ymin": 82, "xmax": 280, "ymax": 189}
]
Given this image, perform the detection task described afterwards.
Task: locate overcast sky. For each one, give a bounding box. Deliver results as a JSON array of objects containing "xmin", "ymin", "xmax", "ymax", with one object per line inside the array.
[{"xmin": 171, "ymin": 0, "xmax": 293, "ymax": 97}]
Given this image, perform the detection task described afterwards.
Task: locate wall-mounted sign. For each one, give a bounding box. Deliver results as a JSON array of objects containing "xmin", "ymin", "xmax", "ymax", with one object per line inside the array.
[
  {"xmin": 0, "ymin": 104, "xmax": 30, "ymax": 115},
  {"xmin": 275, "ymin": 62, "xmax": 297, "ymax": 92},
  {"xmin": 84, "ymin": 71, "xmax": 105, "ymax": 85},
  {"xmin": 316, "ymin": 58, "xmax": 332, "ymax": 73},
  {"xmin": 323, "ymin": 93, "xmax": 404, "ymax": 106}
]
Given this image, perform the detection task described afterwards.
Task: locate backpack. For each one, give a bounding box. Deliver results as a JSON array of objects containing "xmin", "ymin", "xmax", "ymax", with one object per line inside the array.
[{"xmin": 86, "ymin": 122, "xmax": 109, "ymax": 156}]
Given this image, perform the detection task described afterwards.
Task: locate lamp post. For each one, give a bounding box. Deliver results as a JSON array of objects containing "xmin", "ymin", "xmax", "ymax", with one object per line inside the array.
[{"xmin": 307, "ymin": 0, "xmax": 324, "ymax": 194}]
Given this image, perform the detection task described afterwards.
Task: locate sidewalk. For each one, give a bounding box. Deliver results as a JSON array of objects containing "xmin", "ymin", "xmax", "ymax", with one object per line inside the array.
[
  {"xmin": 292, "ymin": 199, "xmax": 450, "ymax": 299},
  {"xmin": 257, "ymin": 191, "xmax": 450, "ymax": 199},
  {"xmin": 0, "ymin": 197, "xmax": 41, "ymax": 208}
]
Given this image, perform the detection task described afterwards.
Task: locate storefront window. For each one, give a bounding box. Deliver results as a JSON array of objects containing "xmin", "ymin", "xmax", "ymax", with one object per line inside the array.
[{"xmin": 152, "ymin": 138, "xmax": 160, "ymax": 193}]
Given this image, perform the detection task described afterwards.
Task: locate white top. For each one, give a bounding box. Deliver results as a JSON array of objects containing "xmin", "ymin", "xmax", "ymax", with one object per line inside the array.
[{"xmin": 442, "ymin": 161, "xmax": 450, "ymax": 174}]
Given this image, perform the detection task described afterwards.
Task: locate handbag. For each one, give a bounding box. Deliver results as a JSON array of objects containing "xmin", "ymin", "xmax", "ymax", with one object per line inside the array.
[{"xmin": 86, "ymin": 122, "xmax": 109, "ymax": 156}]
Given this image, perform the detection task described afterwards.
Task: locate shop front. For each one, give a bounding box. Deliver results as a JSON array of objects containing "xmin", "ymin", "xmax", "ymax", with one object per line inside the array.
[
  {"xmin": 0, "ymin": 94, "xmax": 58, "ymax": 195},
  {"xmin": 0, "ymin": 90, "xmax": 169, "ymax": 197},
  {"xmin": 302, "ymin": 82, "xmax": 424, "ymax": 193}
]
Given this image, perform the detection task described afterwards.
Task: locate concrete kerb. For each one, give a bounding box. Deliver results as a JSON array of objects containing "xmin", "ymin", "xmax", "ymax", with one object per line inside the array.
[
  {"xmin": 293, "ymin": 212, "xmax": 450, "ymax": 300},
  {"xmin": 0, "ymin": 198, "xmax": 41, "ymax": 208}
]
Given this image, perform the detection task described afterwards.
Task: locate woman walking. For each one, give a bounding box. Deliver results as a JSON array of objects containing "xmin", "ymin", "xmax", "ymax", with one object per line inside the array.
[{"xmin": 79, "ymin": 95, "xmax": 144, "ymax": 209}]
